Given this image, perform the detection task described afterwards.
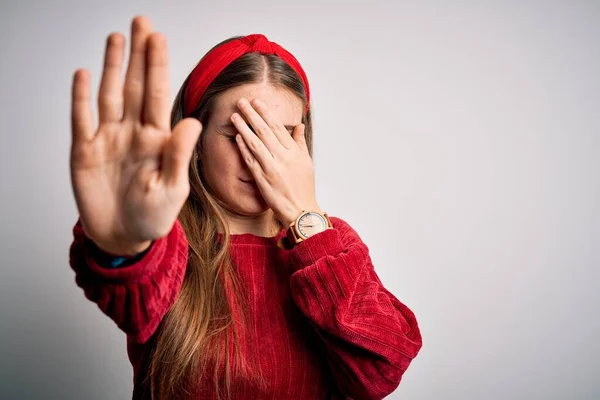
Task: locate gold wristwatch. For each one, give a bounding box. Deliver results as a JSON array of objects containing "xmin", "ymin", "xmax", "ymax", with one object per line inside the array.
[{"xmin": 278, "ymin": 210, "xmax": 333, "ymax": 249}]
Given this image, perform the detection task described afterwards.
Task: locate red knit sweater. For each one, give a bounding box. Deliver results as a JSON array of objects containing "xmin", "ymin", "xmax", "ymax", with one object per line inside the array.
[{"xmin": 68, "ymin": 216, "xmax": 422, "ymax": 399}]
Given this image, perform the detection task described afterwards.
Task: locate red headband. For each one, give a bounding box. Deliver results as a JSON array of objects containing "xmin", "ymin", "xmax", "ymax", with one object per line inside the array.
[{"xmin": 183, "ymin": 33, "xmax": 311, "ymax": 117}]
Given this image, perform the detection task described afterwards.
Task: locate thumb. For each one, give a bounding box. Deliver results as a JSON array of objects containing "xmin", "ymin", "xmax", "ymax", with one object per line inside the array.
[
  {"xmin": 292, "ymin": 123, "xmax": 307, "ymax": 151},
  {"xmin": 161, "ymin": 118, "xmax": 202, "ymax": 187}
]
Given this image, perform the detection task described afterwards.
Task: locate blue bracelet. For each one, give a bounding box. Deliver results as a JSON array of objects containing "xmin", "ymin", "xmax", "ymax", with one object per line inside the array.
[
  {"xmin": 109, "ymin": 256, "xmax": 133, "ymax": 268},
  {"xmin": 88, "ymin": 238, "xmax": 153, "ymax": 268},
  {"xmin": 106, "ymin": 243, "xmax": 153, "ymax": 268}
]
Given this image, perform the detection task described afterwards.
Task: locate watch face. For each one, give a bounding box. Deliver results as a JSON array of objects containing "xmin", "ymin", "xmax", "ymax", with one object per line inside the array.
[{"xmin": 297, "ymin": 212, "xmax": 328, "ymax": 238}]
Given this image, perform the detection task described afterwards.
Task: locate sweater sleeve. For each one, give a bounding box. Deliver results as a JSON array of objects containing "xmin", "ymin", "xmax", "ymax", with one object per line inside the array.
[
  {"xmin": 68, "ymin": 218, "xmax": 189, "ymax": 344},
  {"xmin": 286, "ymin": 216, "xmax": 423, "ymax": 400},
  {"xmin": 87, "ymin": 240, "xmax": 154, "ymax": 268}
]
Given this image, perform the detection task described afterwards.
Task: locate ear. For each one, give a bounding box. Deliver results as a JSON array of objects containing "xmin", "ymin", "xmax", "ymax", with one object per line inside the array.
[{"xmin": 292, "ymin": 123, "xmax": 307, "ymax": 152}]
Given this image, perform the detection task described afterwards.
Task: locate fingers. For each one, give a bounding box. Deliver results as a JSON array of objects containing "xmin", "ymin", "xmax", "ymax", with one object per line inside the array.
[
  {"xmin": 161, "ymin": 118, "xmax": 202, "ymax": 187},
  {"xmin": 144, "ymin": 33, "xmax": 170, "ymax": 131},
  {"xmin": 71, "ymin": 69, "xmax": 94, "ymax": 144},
  {"xmin": 231, "ymin": 112, "xmax": 275, "ymax": 172},
  {"xmin": 235, "ymin": 132, "xmax": 263, "ymax": 180},
  {"xmin": 235, "ymin": 98, "xmax": 285, "ymax": 156},
  {"xmin": 98, "ymin": 33, "xmax": 125, "ymax": 123},
  {"xmin": 249, "ymin": 98, "xmax": 297, "ymax": 150},
  {"xmin": 292, "ymin": 124, "xmax": 308, "ymax": 153},
  {"xmin": 123, "ymin": 16, "xmax": 153, "ymax": 122}
]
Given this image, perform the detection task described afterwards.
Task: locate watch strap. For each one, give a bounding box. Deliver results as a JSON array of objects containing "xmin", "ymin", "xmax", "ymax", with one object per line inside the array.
[{"xmin": 277, "ymin": 210, "xmax": 332, "ymax": 250}]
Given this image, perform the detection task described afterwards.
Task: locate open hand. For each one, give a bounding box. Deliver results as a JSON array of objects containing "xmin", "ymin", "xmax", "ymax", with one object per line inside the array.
[{"xmin": 231, "ymin": 97, "xmax": 322, "ymax": 227}]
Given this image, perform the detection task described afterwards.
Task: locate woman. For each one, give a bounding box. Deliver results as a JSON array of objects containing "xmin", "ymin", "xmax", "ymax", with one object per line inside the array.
[{"xmin": 68, "ymin": 15, "xmax": 423, "ymax": 400}]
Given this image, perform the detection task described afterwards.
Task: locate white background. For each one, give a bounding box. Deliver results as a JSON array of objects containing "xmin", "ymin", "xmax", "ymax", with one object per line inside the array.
[{"xmin": 0, "ymin": 1, "xmax": 598, "ymax": 398}]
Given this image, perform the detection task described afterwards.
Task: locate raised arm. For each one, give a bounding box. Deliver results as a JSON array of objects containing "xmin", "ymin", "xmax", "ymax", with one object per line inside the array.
[
  {"xmin": 68, "ymin": 16, "xmax": 200, "ymax": 343},
  {"xmin": 287, "ymin": 216, "xmax": 423, "ymax": 400},
  {"xmin": 69, "ymin": 217, "xmax": 188, "ymax": 344}
]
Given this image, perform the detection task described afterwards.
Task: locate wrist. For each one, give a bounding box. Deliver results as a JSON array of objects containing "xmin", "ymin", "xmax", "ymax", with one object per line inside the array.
[
  {"xmin": 281, "ymin": 204, "xmax": 323, "ymax": 228},
  {"xmin": 93, "ymin": 238, "xmax": 153, "ymax": 258},
  {"xmin": 278, "ymin": 209, "xmax": 332, "ymax": 250}
]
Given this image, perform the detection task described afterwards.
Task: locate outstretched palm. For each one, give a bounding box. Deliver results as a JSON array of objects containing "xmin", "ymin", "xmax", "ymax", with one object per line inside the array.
[{"xmin": 70, "ymin": 16, "xmax": 201, "ymax": 255}]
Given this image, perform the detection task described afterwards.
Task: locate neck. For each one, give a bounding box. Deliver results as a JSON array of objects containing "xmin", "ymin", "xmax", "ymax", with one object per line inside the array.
[{"xmin": 223, "ymin": 208, "xmax": 282, "ymax": 237}]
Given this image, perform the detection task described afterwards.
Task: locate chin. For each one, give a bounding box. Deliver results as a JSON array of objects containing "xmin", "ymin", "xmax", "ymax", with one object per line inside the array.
[
  {"xmin": 219, "ymin": 186, "xmax": 270, "ymax": 216},
  {"xmin": 234, "ymin": 198, "xmax": 270, "ymax": 216}
]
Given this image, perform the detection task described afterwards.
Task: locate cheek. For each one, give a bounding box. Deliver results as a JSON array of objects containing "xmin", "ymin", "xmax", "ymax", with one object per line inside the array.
[{"xmin": 202, "ymin": 140, "xmax": 243, "ymax": 184}]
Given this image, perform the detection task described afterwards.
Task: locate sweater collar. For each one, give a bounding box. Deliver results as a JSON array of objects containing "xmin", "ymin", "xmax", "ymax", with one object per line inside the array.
[{"xmin": 218, "ymin": 227, "xmax": 287, "ymax": 246}]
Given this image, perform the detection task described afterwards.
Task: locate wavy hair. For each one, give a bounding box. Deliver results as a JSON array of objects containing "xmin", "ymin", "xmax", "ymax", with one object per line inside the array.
[{"xmin": 145, "ymin": 37, "xmax": 314, "ymax": 400}]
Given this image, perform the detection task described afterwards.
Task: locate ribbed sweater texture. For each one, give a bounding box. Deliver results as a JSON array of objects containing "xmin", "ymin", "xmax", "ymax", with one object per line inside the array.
[{"xmin": 68, "ymin": 216, "xmax": 422, "ymax": 399}]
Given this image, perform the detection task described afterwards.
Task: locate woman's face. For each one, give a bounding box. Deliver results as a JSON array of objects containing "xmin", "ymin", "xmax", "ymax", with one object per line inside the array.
[{"xmin": 200, "ymin": 82, "xmax": 304, "ymax": 220}]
